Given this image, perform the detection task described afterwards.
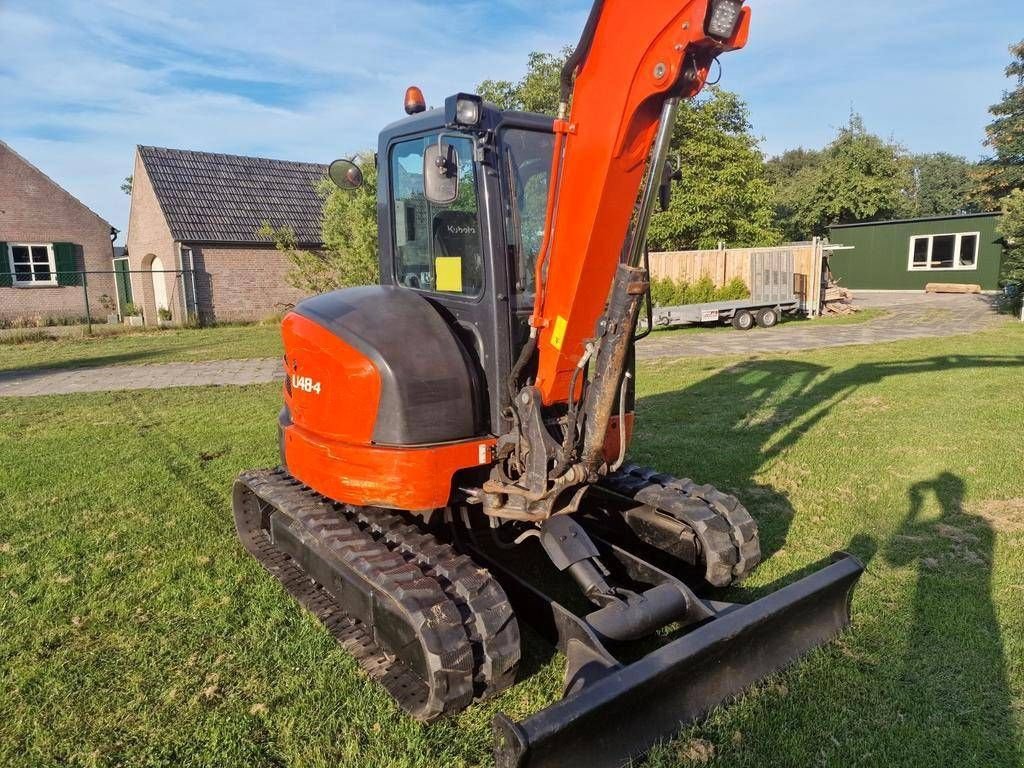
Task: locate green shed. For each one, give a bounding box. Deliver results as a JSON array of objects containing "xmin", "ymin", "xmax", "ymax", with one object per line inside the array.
[{"xmin": 828, "ymin": 213, "xmax": 1004, "ymax": 292}]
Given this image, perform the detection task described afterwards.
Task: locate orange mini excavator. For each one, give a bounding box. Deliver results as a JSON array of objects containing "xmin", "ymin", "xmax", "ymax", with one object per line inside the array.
[{"xmin": 233, "ymin": 2, "xmax": 863, "ymax": 765}]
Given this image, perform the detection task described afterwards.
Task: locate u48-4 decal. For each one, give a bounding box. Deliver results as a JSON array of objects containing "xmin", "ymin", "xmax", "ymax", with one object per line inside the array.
[{"xmin": 291, "ymin": 374, "xmax": 322, "ymax": 395}]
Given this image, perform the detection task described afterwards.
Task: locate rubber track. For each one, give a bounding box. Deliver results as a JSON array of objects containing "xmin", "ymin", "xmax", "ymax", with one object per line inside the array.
[
  {"xmin": 234, "ymin": 469, "xmax": 519, "ymax": 721},
  {"xmin": 600, "ymin": 464, "xmax": 761, "ymax": 587},
  {"xmin": 345, "ymin": 505, "xmax": 520, "ymax": 696}
]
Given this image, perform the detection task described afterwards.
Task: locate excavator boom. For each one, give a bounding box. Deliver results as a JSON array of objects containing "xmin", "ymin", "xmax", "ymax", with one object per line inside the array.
[{"xmin": 530, "ymin": 0, "xmax": 750, "ymax": 405}]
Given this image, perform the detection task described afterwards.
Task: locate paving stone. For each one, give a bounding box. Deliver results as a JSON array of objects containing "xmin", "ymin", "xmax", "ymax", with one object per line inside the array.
[{"xmin": 0, "ymin": 358, "xmax": 285, "ymax": 398}]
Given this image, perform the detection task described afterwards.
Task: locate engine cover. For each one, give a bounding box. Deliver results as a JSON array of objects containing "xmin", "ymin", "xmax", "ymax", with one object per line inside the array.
[
  {"xmin": 278, "ymin": 286, "xmax": 493, "ymax": 511},
  {"xmin": 287, "ymin": 286, "xmax": 481, "ymax": 445}
]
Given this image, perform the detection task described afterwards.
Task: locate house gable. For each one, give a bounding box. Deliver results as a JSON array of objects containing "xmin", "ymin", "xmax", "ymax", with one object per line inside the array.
[{"xmin": 0, "ymin": 141, "xmax": 114, "ymax": 239}]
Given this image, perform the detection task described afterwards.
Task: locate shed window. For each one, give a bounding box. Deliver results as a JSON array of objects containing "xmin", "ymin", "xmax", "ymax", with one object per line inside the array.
[
  {"xmin": 7, "ymin": 244, "xmax": 56, "ymax": 286},
  {"xmin": 959, "ymin": 234, "xmax": 978, "ymax": 266},
  {"xmin": 912, "ymin": 238, "xmax": 929, "ymax": 266},
  {"xmin": 907, "ymin": 232, "xmax": 980, "ymax": 271}
]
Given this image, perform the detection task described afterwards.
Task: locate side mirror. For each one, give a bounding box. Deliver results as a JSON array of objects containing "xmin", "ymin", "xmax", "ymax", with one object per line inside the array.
[
  {"xmin": 423, "ymin": 141, "xmax": 459, "ymax": 205},
  {"xmin": 329, "ymin": 158, "xmax": 364, "ymax": 190},
  {"xmin": 658, "ymin": 157, "xmax": 683, "ymax": 212}
]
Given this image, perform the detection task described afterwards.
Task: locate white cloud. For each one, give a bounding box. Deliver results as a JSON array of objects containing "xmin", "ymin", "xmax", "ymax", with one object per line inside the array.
[
  {"xmin": 1, "ymin": 0, "xmax": 584, "ymax": 235},
  {"xmin": 2, "ymin": 0, "xmax": 1020, "ymax": 235}
]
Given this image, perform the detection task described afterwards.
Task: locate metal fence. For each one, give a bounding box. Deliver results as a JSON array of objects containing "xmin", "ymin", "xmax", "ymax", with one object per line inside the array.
[{"xmin": 0, "ymin": 267, "xmax": 200, "ymax": 333}]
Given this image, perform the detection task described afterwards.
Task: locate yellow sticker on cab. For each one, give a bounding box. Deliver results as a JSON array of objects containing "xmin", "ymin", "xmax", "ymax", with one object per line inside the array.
[{"xmin": 550, "ymin": 315, "xmax": 568, "ymax": 350}]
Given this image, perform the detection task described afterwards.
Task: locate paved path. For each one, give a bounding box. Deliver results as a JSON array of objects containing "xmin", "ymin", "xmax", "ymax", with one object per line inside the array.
[
  {"xmin": 638, "ymin": 292, "xmax": 1003, "ymax": 360},
  {"xmin": 0, "ymin": 293, "xmax": 1005, "ymax": 397},
  {"xmin": 0, "ymin": 358, "xmax": 282, "ymax": 398}
]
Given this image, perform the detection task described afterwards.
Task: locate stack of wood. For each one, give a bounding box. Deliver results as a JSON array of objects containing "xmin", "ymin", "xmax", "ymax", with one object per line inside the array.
[
  {"xmin": 821, "ymin": 282, "xmax": 857, "ymax": 315},
  {"xmin": 925, "ymin": 283, "xmax": 982, "ymax": 294}
]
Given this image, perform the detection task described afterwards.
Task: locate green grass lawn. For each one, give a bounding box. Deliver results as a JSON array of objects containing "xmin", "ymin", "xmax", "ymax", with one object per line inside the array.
[
  {"xmin": 0, "ymin": 324, "xmax": 283, "ymax": 373},
  {"xmin": 1, "ymin": 324, "xmax": 1022, "ymax": 767}
]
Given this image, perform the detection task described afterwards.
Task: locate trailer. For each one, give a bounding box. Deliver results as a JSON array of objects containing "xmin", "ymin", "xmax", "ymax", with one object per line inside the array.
[{"xmin": 646, "ymin": 249, "xmax": 802, "ymax": 331}]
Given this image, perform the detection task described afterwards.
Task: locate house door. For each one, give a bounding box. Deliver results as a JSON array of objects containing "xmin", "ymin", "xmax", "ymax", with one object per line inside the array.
[{"xmin": 151, "ymin": 256, "xmax": 168, "ymax": 315}]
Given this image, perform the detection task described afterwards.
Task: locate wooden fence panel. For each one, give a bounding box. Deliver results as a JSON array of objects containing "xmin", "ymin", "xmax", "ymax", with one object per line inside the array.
[{"xmin": 648, "ymin": 244, "xmax": 824, "ymax": 315}]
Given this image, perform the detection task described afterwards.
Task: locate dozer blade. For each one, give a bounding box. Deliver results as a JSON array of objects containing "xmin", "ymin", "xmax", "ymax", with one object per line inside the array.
[{"xmin": 492, "ymin": 553, "xmax": 863, "ymax": 768}]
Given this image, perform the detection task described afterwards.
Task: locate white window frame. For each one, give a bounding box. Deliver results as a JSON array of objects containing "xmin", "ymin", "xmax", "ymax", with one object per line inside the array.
[
  {"xmin": 6, "ymin": 243, "xmax": 58, "ymax": 287},
  {"xmin": 907, "ymin": 232, "xmax": 980, "ymax": 272}
]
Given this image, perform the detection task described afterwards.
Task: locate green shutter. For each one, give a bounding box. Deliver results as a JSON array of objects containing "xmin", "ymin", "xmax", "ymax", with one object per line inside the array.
[
  {"xmin": 115, "ymin": 259, "xmax": 133, "ymax": 306},
  {"xmin": 0, "ymin": 243, "xmax": 10, "ymax": 288},
  {"xmin": 54, "ymin": 242, "xmax": 79, "ymax": 286}
]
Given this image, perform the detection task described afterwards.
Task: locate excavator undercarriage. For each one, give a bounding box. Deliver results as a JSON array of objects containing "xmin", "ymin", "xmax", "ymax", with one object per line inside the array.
[{"xmin": 234, "ymin": 463, "xmax": 861, "ymax": 767}]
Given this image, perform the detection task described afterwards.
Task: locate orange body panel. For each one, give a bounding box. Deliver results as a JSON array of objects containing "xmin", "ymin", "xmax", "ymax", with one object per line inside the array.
[
  {"xmin": 533, "ymin": 1, "xmax": 750, "ymax": 405},
  {"xmin": 281, "ymin": 311, "xmax": 494, "ymax": 510},
  {"xmin": 282, "ymin": 421, "xmax": 494, "ymax": 511},
  {"xmin": 282, "ymin": 311, "xmax": 381, "ymax": 443}
]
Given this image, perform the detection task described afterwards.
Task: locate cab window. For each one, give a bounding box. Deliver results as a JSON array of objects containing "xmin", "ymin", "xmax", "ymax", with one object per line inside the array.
[
  {"xmin": 390, "ymin": 135, "xmax": 483, "ymax": 297},
  {"xmin": 502, "ymin": 128, "xmax": 554, "ymax": 310}
]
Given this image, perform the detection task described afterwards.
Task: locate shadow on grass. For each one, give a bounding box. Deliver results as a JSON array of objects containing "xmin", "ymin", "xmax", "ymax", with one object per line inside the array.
[
  {"xmin": 635, "ymin": 356, "xmax": 1022, "ymax": 764},
  {"xmin": 882, "ymin": 472, "xmax": 1020, "ymax": 765},
  {"xmin": 635, "ymin": 353, "xmax": 1024, "ymax": 570}
]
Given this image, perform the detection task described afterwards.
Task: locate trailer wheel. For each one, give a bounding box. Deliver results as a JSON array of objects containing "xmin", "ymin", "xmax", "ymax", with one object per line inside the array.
[
  {"xmin": 731, "ymin": 311, "xmax": 755, "ymax": 331},
  {"xmin": 755, "ymin": 308, "xmax": 779, "ymax": 328}
]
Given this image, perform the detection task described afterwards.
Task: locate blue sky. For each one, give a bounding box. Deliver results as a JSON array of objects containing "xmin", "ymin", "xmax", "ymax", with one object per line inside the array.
[{"xmin": 2, "ymin": 0, "xmax": 1022, "ymax": 238}]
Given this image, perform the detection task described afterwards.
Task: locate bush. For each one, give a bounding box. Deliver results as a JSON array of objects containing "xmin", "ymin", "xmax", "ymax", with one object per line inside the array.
[
  {"xmin": 681, "ymin": 276, "xmax": 717, "ymax": 305},
  {"xmin": 717, "ymin": 276, "xmax": 750, "ymax": 301},
  {"xmin": 122, "ymin": 302, "xmax": 141, "ymax": 317},
  {"xmin": 650, "ymin": 277, "xmax": 682, "ymax": 308},
  {"xmin": 0, "ymin": 315, "xmax": 90, "ymax": 330},
  {"xmin": 648, "ymin": 276, "xmax": 750, "ymax": 307}
]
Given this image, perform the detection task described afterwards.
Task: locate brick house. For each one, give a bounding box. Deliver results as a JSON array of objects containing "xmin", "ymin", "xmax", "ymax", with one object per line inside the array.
[
  {"xmin": 0, "ymin": 140, "xmax": 117, "ymax": 324},
  {"xmin": 126, "ymin": 146, "xmax": 326, "ymax": 324}
]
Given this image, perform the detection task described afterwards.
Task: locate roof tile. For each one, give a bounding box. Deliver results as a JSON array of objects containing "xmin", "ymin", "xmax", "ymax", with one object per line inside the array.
[{"xmin": 138, "ymin": 145, "xmax": 328, "ymax": 244}]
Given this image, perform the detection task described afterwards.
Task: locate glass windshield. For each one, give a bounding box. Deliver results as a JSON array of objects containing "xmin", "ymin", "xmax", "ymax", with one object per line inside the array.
[
  {"xmin": 503, "ymin": 128, "xmax": 554, "ymax": 307},
  {"xmin": 390, "ymin": 134, "xmax": 482, "ymax": 297}
]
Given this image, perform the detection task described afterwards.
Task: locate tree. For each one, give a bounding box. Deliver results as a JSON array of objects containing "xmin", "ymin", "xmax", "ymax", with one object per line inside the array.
[
  {"xmin": 909, "ymin": 153, "xmax": 979, "ymax": 217},
  {"xmin": 999, "ymin": 188, "xmax": 1024, "ymax": 282},
  {"xmin": 262, "ymin": 151, "xmax": 379, "ymax": 293},
  {"xmin": 480, "ymin": 55, "xmax": 779, "ymax": 250},
  {"xmin": 972, "ymin": 41, "xmax": 1024, "ymax": 210},
  {"xmin": 648, "ymin": 87, "xmax": 780, "ymax": 250},
  {"xmin": 477, "ymin": 49, "xmax": 570, "ymax": 115},
  {"xmin": 765, "ymin": 148, "xmax": 821, "ymax": 183},
  {"xmin": 766, "ymin": 148, "xmax": 822, "ymax": 241},
  {"xmin": 121, "ymin": 176, "xmax": 133, "ymax": 195},
  {"xmin": 772, "ymin": 114, "xmax": 913, "ymax": 240}
]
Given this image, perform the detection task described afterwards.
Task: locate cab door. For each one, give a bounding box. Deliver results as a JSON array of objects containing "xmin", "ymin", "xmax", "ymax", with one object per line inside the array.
[{"xmin": 380, "ymin": 131, "xmax": 512, "ymax": 436}]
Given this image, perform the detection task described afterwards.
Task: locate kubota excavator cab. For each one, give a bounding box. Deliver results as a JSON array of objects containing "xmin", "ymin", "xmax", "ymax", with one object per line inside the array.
[{"xmin": 372, "ymin": 99, "xmax": 556, "ymax": 439}]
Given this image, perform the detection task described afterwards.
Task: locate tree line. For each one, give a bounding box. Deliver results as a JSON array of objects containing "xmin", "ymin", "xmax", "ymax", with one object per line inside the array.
[{"xmin": 272, "ymin": 40, "xmax": 1024, "ymax": 291}]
